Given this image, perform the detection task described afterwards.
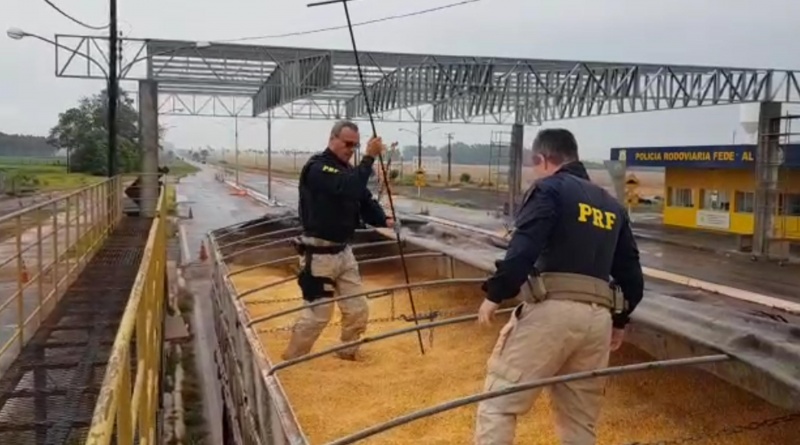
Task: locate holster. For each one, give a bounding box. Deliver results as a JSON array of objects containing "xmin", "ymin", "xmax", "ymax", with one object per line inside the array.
[{"xmin": 293, "ymin": 238, "xmax": 345, "ymax": 302}]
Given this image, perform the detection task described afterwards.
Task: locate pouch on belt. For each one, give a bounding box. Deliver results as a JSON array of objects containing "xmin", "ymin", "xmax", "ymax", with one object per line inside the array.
[
  {"xmin": 522, "ymin": 271, "xmax": 626, "ymax": 314},
  {"xmin": 293, "ymin": 237, "xmax": 344, "ymax": 302}
]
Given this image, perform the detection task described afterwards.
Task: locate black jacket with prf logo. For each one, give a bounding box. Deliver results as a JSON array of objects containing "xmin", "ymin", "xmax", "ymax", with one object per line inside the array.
[
  {"xmin": 298, "ymin": 148, "xmax": 387, "ymax": 244},
  {"xmin": 484, "ymin": 161, "xmax": 644, "ymax": 328}
]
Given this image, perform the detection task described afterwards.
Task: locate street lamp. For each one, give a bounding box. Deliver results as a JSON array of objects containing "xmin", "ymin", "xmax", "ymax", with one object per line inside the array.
[
  {"xmin": 7, "ymin": 27, "xmax": 211, "ymax": 176},
  {"xmin": 7, "ymin": 28, "xmax": 211, "ymax": 80},
  {"xmin": 6, "ymin": 27, "xmax": 25, "ymax": 40}
]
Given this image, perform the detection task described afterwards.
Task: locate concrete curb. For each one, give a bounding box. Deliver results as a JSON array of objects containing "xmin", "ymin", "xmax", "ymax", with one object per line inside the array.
[
  {"xmin": 633, "ymin": 232, "xmax": 725, "ymax": 254},
  {"xmin": 642, "ymin": 266, "xmax": 800, "ymax": 315},
  {"xmin": 633, "ymin": 231, "xmax": 799, "ymax": 265}
]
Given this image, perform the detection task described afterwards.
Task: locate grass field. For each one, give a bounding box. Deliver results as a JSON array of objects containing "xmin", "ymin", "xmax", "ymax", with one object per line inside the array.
[
  {"xmin": 0, "ymin": 156, "xmax": 67, "ymax": 166},
  {"xmin": 0, "ymin": 162, "xmax": 102, "ymax": 196},
  {"xmin": 221, "ymin": 152, "xmax": 666, "ymax": 198}
]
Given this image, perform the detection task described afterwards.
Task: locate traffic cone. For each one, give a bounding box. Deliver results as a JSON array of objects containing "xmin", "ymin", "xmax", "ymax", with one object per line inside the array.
[
  {"xmin": 199, "ymin": 242, "xmax": 208, "ymax": 262},
  {"xmin": 188, "ymin": 207, "xmax": 194, "ymax": 219},
  {"xmin": 20, "ymin": 260, "xmax": 29, "ymax": 284}
]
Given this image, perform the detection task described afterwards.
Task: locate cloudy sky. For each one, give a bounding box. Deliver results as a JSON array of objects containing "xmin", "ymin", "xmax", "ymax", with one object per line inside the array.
[{"xmin": 2, "ymin": 0, "xmax": 799, "ymax": 160}]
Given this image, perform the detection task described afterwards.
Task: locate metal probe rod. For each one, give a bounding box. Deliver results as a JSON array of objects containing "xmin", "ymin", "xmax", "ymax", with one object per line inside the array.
[{"xmin": 308, "ymin": 0, "xmax": 426, "ymax": 355}]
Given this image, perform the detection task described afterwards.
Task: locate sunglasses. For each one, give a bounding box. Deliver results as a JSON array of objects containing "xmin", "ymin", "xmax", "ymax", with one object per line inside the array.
[{"xmin": 340, "ymin": 138, "xmax": 360, "ymax": 149}]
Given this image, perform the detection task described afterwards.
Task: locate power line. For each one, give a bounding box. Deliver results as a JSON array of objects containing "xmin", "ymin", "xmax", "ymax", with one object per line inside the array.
[
  {"xmin": 41, "ymin": 0, "xmax": 109, "ymax": 30},
  {"xmin": 218, "ymin": 0, "xmax": 480, "ymax": 43}
]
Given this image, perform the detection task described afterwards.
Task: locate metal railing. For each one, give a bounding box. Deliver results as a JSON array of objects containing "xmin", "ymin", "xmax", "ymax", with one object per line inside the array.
[
  {"xmin": 86, "ymin": 186, "xmax": 167, "ymax": 445},
  {"xmin": 0, "ymin": 177, "xmax": 123, "ymax": 374}
]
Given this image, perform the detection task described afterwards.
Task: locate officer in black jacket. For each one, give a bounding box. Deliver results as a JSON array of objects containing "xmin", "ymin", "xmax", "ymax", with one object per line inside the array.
[
  {"xmin": 474, "ymin": 129, "xmax": 644, "ymax": 445},
  {"xmin": 282, "ymin": 120, "xmax": 391, "ymax": 361}
]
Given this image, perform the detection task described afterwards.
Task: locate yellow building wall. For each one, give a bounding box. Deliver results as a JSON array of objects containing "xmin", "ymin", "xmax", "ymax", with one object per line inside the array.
[
  {"xmin": 661, "ymin": 168, "xmax": 800, "ymax": 240},
  {"xmin": 777, "ymin": 172, "xmax": 800, "ymax": 239}
]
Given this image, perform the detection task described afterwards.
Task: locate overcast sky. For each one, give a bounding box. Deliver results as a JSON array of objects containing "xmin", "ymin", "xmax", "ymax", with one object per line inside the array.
[{"xmin": 2, "ymin": 0, "xmax": 799, "ymax": 159}]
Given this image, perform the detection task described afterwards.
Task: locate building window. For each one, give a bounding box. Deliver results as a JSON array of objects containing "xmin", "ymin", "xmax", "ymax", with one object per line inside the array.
[
  {"xmin": 781, "ymin": 194, "xmax": 800, "ymax": 216},
  {"xmin": 734, "ymin": 191, "xmax": 755, "ymax": 213},
  {"xmin": 667, "ymin": 187, "xmax": 693, "ymax": 208},
  {"xmin": 700, "ymin": 189, "xmax": 730, "ymax": 211}
]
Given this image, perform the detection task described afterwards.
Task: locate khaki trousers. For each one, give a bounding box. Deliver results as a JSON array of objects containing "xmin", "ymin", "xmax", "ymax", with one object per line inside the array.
[
  {"xmin": 475, "ymin": 300, "xmax": 612, "ymax": 445},
  {"xmin": 282, "ymin": 244, "xmax": 368, "ymax": 360}
]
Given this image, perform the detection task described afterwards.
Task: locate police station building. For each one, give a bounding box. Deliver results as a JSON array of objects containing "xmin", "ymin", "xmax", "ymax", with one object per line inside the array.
[{"xmin": 609, "ymin": 144, "xmax": 800, "ymax": 250}]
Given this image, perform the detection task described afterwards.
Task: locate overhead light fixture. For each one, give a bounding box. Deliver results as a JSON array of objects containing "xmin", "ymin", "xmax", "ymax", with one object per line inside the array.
[{"xmin": 6, "ymin": 27, "xmax": 27, "ymax": 40}]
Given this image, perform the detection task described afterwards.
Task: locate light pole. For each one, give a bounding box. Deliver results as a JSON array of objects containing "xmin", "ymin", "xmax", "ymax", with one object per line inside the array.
[
  {"xmin": 109, "ymin": 0, "xmax": 118, "ymax": 177},
  {"xmin": 398, "ymin": 125, "xmax": 440, "ymax": 197},
  {"xmin": 445, "ymin": 132, "xmax": 455, "ymax": 184},
  {"xmin": 234, "ymin": 115, "xmax": 240, "ymax": 187},
  {"xmin": 267, "ymin": 111, "xmax": 273, "ymax": 200}
]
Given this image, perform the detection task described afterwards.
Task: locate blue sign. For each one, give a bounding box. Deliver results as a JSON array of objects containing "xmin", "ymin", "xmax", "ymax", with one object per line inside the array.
[{"xmin": 610, "ymin": 144, "xmax": 800, "ymax": 169}]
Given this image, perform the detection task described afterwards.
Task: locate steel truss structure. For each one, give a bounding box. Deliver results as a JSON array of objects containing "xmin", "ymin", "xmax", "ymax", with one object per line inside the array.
[{"xmin": 54, "ymin": 34, "xmax": 800, "ymax": 123}]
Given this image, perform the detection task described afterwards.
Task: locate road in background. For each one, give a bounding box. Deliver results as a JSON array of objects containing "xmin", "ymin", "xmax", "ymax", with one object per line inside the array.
[{"xmin": 227, "ymin": 166, "xmax": 800, "ymax": 305}]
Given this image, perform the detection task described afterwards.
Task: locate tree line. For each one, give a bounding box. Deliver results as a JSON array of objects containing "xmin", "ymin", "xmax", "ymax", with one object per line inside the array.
[{"xmin": 0, "ymin": 133, "xmax": 56, "ymax": 157}]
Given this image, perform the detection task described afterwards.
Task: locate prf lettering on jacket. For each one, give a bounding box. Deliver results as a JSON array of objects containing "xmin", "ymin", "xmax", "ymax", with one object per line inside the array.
[
  {"xmin": 577, "ymin": 202, "xmax": 616, "ymax": 230},
  {"xmin": 321, "ymin": 165, "xmax": 339, "ymax": 174}
]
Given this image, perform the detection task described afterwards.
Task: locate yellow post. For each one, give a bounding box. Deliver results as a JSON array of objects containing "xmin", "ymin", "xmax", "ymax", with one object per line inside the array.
[
  {"xmin": 117, "ymin": 349, "xmax": 133, "ymax": 445},
  {"xmin": 76, "ymin": 190, "xmax": 82, "ymax": 264},
  {"xmin": 15, "ymin": 215, "xmax": 23, "ymax": 350},
  {"xmin": 36, "ymin": 214, "xmax": 43, "ymax": 328},
  {"xmin": 51, "ymin": 201, "xmax": 59, "ymax": 304},
  {"xmin": 65, "ymin": 196, "xmax": 71, "ymax": 280}
]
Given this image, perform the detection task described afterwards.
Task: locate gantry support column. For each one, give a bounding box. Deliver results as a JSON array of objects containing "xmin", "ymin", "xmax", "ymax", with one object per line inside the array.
[
  {"xmin": 138, "ymin": 79, "xmax": 160, "ymax": 218},
  {"xmin": 752, "ymin": 101, "xmax": 782, "ymax": 258},
  {"xmin": 267, "ymin": 111, "xmax": 273, "ymax": 201},
  {"xmin": 508, "ymin": 123, "xmax": 524, "ymax": 216}
]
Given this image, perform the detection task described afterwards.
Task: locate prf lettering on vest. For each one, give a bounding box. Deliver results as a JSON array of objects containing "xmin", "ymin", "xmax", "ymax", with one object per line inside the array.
[
  {"xmin": 577, "ymin": 203, "xmax": 616, "ymax": 230},
  {"xmin": 321, "ymin": 165, "xmax": 339, "ymax": 174}
]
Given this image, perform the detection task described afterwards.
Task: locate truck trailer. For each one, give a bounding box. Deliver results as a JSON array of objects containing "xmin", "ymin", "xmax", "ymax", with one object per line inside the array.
[{"xmin": 207, "ymin": 212, "xmax": 800, "ymax": 445}]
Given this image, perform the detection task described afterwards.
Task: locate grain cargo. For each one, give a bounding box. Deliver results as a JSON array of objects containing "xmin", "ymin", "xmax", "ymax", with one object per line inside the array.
[{"xmin": 209, "ymin": 214, "xmax": 800, "ymax": 445}]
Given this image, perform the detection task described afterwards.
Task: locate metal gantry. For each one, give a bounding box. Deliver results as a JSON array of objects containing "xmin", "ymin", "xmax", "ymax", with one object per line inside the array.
[{"xmin": 53, "ymin": 34, "xmax": 800, "ymax": 123}]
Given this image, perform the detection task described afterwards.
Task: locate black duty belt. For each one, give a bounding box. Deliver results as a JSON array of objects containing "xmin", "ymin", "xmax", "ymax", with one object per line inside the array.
[{"xmin": 292, "ymin": 238, "xmax": 347, "ymax": 255}]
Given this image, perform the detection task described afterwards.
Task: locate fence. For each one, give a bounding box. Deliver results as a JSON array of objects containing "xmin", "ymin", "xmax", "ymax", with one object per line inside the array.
[
  {"xmin": 85, "ymin": 186, "xmax": 167, "ymax": 445},
  {"xmin": 0, "ymin": 177, "xmax": 123, "ymax": 374}
]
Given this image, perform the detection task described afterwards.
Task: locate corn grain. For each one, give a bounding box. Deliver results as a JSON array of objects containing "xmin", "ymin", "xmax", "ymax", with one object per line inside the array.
[{"xmin": 230, "ymin": 262, "xmax": 797, "ymax": 445}]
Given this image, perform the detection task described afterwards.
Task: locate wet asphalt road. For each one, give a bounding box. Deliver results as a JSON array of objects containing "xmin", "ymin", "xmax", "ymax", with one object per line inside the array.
[
  {"xmin": 175, "ymin": 167, "xmax": 286, "ymax": 445},
  {"xmin": 228, "ymin": 167, "xmax": 799, "ymax": 304}
]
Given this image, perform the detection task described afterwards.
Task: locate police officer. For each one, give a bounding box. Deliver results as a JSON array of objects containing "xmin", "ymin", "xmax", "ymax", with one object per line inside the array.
[
  {"xmin": 282, "ymin": 120, "xmax": 392, "ymax": 362},
  {"xmin": 474, "ymin": 129, "xmax": 644, "ymax": 445}
]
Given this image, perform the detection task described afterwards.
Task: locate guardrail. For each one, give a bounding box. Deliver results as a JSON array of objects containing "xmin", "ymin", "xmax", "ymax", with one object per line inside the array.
[
  {"xmin": 0, "ymin": 177, "xmax": 123, "ymax": 374},
  {"xmin": 86, "ymin": 186, "xmax": 167, "ymax": 445}
]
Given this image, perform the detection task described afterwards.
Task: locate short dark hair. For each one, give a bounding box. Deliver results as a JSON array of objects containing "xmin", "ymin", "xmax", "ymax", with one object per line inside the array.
[
  {"xmin": 331, "ymin": 120, "xmax": 359, "ymax": 137},
  {"xmin": 532, "ymin": 129, "xmax": 579, "ymax": 164}
]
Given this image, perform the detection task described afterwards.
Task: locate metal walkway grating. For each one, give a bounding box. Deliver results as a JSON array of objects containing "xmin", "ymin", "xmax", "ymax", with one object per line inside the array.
[{"xmin": 0, "ymin": 217, "xmax": 153, "ymax": 445}]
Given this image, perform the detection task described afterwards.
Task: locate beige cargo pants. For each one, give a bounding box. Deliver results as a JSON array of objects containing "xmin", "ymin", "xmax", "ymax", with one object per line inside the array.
[
  {"xmin": 282, "ymin": 241, "xmax": 368, "ymax": 361},
  {"xmin": 475, "ymin": 299, "xmax": 612, "ymax": 445}
]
